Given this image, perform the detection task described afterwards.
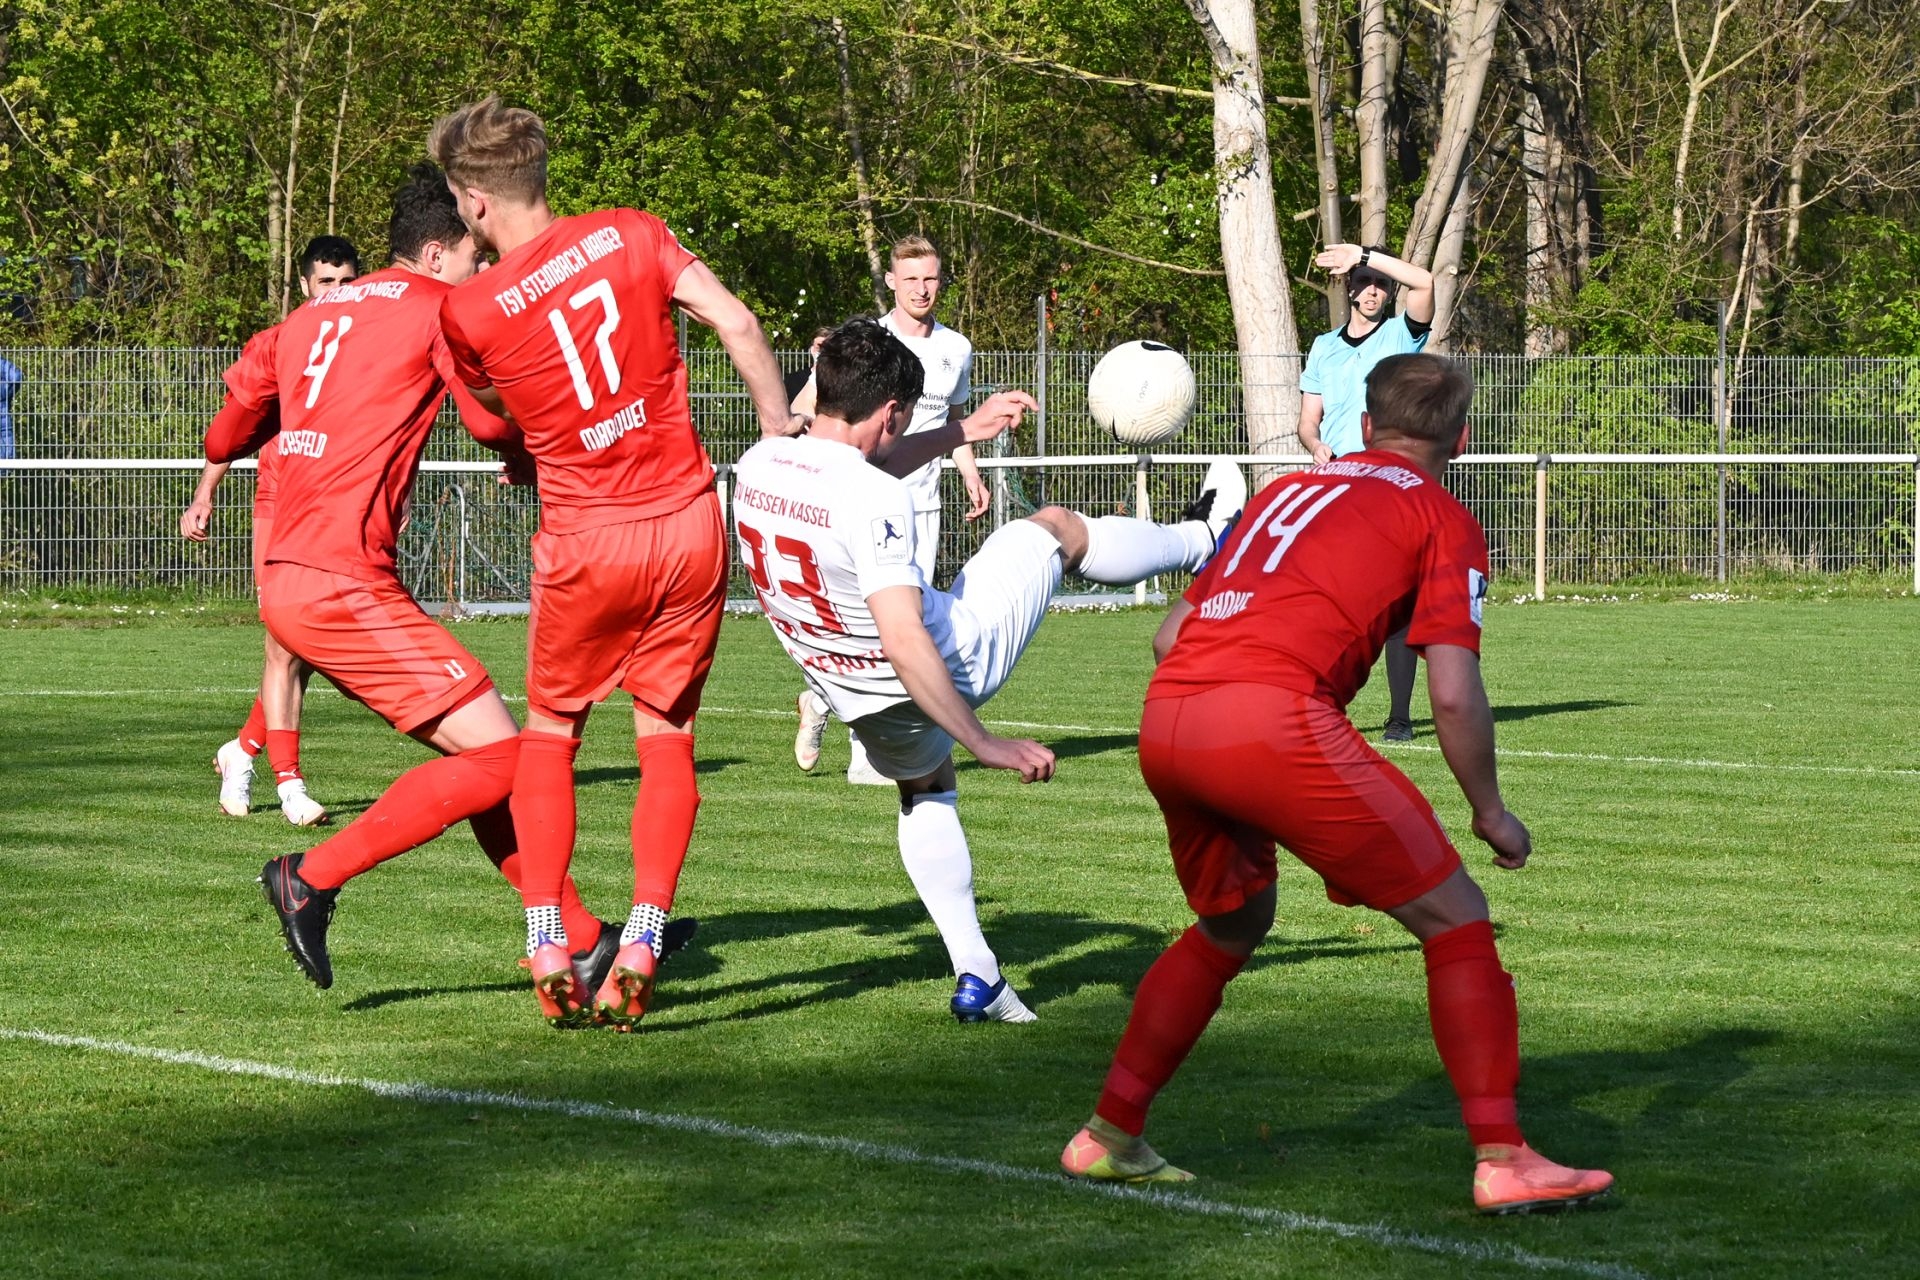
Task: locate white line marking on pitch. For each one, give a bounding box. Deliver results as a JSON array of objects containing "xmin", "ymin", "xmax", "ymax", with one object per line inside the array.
[
  {"xmin": 2, "ymin": 686, "xmax": 1907, "ymax": 782},
  {"xmin": 0, "ymin": 1028, "xmax": 1643, "ymax": 1280}
]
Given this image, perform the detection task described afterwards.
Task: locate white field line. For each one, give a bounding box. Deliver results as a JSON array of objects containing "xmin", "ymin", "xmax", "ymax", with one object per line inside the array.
[
  {"xmin": 2, "ymin": 686, "xmax": 1910, "ymax": 781},
  {"xmin": 0, "ymin": 1027, "xmax": 1645, "ymax": 1280}
]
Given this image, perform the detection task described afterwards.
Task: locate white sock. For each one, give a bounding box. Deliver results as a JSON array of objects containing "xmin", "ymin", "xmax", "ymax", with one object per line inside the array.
[
  {"xmin": 898, "ymin": 791, "xmax": 999, "ymax": 984},
  {"xmin": 621, "ymin": 902, "xmax": 670, "ymax": 957},
  {"xmin": 525, "ymin": 905, "xmax": 565, "ymax": 957},
  {"xmin": 1074, "ymin": 515, "xmax": 1213, "ymax": 585}
]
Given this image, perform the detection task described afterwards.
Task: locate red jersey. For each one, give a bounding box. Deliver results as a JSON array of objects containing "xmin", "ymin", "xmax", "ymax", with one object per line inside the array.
[
  {"xmin": 221, "ymin": 266, "xmax": 509, "ymax": 580},
  {"xmin": 222, "ymin": 328, "xmax": 284, "ymax": 511},
  {"xmin": 1151, "ymin": 450, "xmax": 1490, "ymax": 709},
  {"xmin": 438, "ymin": 208, "xmax": 712, "ymax": 535}
]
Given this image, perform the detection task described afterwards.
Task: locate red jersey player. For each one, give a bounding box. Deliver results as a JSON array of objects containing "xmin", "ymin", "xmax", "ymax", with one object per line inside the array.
[
  {"xmin": 182, "ymin": 236, "xmax": 361, "ymax": 827},
  {"xmin": 207, "ymin": 168, "xmax": 610, "ymax": 991},
  {"xmin": 430, "ymin": 98, "xmax": 800, "ymax": 1029},
  {"xmin": 1061, "ymin": 354, "xmax": 1613, "ymax": 1215}
]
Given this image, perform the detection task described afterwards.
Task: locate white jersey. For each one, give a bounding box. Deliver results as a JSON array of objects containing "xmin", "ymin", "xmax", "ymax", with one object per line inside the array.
[
  {"xmin": 879, "ymin": 312, "xmax": 973, "ymax": 514},
  {"xmin": 734, "ymin": 434, "xmax": 965, "ymax": 721}
]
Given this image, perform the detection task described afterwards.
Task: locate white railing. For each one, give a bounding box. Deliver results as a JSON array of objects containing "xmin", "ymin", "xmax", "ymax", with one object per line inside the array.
[{"xmin": 4, "ymin": 453, "xmax": 1916, "ymax": 603}]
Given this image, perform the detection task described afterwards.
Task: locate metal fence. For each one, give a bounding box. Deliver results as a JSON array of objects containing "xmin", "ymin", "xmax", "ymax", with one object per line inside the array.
[{"xmin": 1, "ymin": 348, "xmax": 1917, "ymax": 600}]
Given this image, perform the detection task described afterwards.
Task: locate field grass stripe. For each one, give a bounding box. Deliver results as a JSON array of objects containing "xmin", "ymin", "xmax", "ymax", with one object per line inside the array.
[
  {"xmin": 3, "ymin": 1027, "xmax": 1645, "ymax": 1280},
  {"xmin": 6, "ymin": 682, "xmax": 1899, "ymax": 783}
]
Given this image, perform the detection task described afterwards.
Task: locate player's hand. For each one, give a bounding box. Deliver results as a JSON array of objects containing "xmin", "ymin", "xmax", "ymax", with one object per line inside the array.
[
  {"xmin": 179, "ymin": 498, "xmax": 213, "ymax": 542},
  {"xmin": 1309, "ymin": 441, "xmax": 1335, "ymax": 466},
  {"xmin": 784, "ymin": 413, "xmax": 810, "ymax": 437},
  {"xmin": 1313, "ymin": 243, "xmax": 1364, "ymax": 276},
  {"xmin": 959, "ymin": 390, "xmax": 1038, "ymax": 444},
  {"xmin": 962, "ymin": 472, "xmax": 991, "ymax": 522},
  {"xmin": 496, "ymin": 444, "xmax": 537, "ymax": 488},
  {"xmin": 973, "ymin": 734, "xmax": 1055, "ymax": 783},
  {"xmin": 1473, "ymin": 808, "xmax": 1532, "ymax": 870}
]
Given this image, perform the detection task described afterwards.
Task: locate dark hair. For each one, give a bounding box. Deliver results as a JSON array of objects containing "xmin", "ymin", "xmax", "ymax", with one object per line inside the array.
[
  {"xmin": 815, "ymin": 319, "xmax": 924, "ymax": 422},
  {"xmin": 298, "ymin": 236, "xmax": 360, "ymax": 279},
  {"xmin": 1365, "ymin": 353, "xmax": 1473, "ymax": 444},
  {"xmin": 388, "ymin": 163, "xmax": 469, "ymax": 263}
]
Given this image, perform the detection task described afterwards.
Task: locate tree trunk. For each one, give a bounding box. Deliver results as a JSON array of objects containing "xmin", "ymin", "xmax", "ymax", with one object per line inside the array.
[
  {"xmin": 1355, "ymin": 0, "xmax": 1392, "ymax": 244},
  {"xmin": 326, "ymin": 22, "xmax": 354, "ymax": 237},
  {"xmin": 1183, "ymin": 0, "xmax": 1303, "ymax": 464},
  {"xmin": 1429, "ymin": 163, "xmax": 1476, "ymax": 349},
  {"xmin": 1403, "ymin": 0, "xmax": 1503, "ymax": 270},
  {"xmin": 1299, "ymin": 0, "xmax": 1347, "ymax": 330},
  {"xmin": 830, "ymin": 17, "xmax": 887, "ymax": 311}
]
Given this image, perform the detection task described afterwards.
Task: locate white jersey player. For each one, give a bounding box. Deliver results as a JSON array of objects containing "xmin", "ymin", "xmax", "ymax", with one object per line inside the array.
[
  {"xmin": 736, "ymin": 320, "xmax": 1246, "ymax": 1024},
  {"xmin": 789, "ymin": 235, "xmax": 990, "ymax": 785}
]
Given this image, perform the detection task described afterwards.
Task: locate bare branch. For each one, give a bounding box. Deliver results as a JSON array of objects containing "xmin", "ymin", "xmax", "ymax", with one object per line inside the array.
[
  {"xmin": 886, "ymin": 197, "xmax": 1227, "ymax": 276},
  {"xmin": 893, "ymin": 30, "xmax": 1309, "ymax": 106}
]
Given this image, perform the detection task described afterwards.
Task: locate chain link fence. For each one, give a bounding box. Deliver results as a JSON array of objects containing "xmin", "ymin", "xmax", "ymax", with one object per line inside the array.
[{"xmin": 1, "ymin": 348, "xmax": 1916, "ymax": 599}]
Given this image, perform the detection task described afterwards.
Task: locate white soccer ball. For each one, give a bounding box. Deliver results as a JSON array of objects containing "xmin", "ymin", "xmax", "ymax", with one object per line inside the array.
[{"xmin": 1087, "ymin": 340, "xmax": 1198, "ymax": 448}]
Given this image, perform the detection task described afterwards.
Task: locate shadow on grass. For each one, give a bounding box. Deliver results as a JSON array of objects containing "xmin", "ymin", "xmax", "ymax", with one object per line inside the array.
[
  {"xmin": 332, "ymin": 900, "xmax": 1422, "ymax": 1025},
  {"xmin": 1301, "ymin": 1026, "xmax": 1782, "ymax": 1168},
  {"xmin": 576, "ymin": 757, "xmax": 745, "ymax": 790}
]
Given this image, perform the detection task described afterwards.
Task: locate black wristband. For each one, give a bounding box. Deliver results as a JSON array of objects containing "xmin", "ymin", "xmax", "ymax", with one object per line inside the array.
[{"xmin": 1357, "ymin": 247, "xmax": 1372, "ymax": 271}]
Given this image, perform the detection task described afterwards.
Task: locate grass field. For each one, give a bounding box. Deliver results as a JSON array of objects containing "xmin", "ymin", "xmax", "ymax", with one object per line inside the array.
[{"xmin": 1, "ymin": 599, "xmax": 1915, "ymax": 1278}]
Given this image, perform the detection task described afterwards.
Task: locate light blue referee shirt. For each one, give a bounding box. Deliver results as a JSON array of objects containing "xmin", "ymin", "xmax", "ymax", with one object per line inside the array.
[{"xmin": 1299, "ymin": 315, "xmax": 1432, "ymax": 457}]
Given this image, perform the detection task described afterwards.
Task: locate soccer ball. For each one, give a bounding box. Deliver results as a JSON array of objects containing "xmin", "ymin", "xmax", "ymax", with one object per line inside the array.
[{"xmin": 1087, "ymin": 340, "xmax": 1198, "ymax": 448}]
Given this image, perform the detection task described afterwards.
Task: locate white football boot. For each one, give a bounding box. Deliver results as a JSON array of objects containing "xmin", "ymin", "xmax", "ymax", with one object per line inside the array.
[
  {"xmin": 277, "ymin": 777, "xmax": 328, "ymax": 827},
  {"xmin": 214, "ymin": 738, "xmax": 255, "ymax": 817}
]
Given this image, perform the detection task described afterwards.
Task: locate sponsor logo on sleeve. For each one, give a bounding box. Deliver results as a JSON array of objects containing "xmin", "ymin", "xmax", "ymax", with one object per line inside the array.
[
  {"xmin": 872, "ymin": 515, "xmax": 910, "ymax": 565},
  {"xmin": 1468, "ymin": 567, "xmax": 1488, "ymax": 627}
]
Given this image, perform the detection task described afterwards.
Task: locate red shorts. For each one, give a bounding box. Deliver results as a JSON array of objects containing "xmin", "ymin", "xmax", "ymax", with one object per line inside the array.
[
  {"xmin": 1140, "ymin": 682, "xmax": 1462, "ymax": 916},
  {"xmin": 260, "ymin": 562, "xmax": 493, "ymax": 734},
  {"xmin": 525, "ymin": 490, "xmax": 726, "ymax": 723}
]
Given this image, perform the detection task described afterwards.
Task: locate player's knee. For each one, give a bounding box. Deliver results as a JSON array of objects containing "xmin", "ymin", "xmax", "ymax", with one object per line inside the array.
[
  {"xmin": 1025, "ymin": 506, "xmax": 1086, "ymax": 563},
  {"xmin": 1198, "ymin": 886, "xmax": 1275, "ymax": 955}
]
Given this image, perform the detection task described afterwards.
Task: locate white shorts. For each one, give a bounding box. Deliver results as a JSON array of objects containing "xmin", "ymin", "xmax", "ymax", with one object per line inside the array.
[
  {"xmin": 913, "ymin": 506, "xmax": 940, "ymax": 584},
  {"xmin": 851, "ymin": 519, "xmax": 1063, "ymax": 780}
]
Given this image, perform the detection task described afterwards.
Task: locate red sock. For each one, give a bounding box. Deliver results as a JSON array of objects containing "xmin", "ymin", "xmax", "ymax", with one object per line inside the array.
[
  {"xmin": 508, "ymin": 731, "xmax": 581, "ymax": 910},
  {"xmin": 265, "ymin": 729, "xmax": 302, "ymax": 784},
  {"xmin": 299, "ymin": 737, "xmax": 518, "ymax": 890},
  {"xmin": 1423, "ymin": 920, "xmax": 1525, "ymax": 1148},
  {"xmin": 469, "ymin": 799, "xmax": 602, "ymax": 951},
  {"xmin": 238, "ymin": 699, "xmax": 268, "ymax": 756},
  {"xmin": 631, "ymin": 733, "xmax": 699, "ymax": 911},
  {"xmin": 1095, "ymin": 924, "xmax": 1247, "ymax": 1136}
]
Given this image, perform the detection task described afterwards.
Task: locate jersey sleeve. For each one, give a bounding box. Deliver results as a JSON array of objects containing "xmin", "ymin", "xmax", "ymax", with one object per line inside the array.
[
  {"xmin": 849, "ymin": 476, "xmax": 926, "ymax": 600},
  {"xmin": 429, "ymin": 325, "xmax": 517, "ymax": 445},
  {"xmin": 625, "ymin": 208, "xmax": 698, "ymax": 296},
  {"xmin": 223, "ymin": 325, "xmax": 281, "ymax": 411},
  {"xmin": 437, "ymin": 294, "xmax": 491, "ymax": 390},
  {"xmin": 951, "ymin": 343, "xmax": 973, "ymax": 407},
  {"xmin": 1405, "ymin": 505, "xmax": 1490, "ymax": 654},
  {"xmin": 1298, "ymin": 337, "xmax": 1325, "ymax": 396}
]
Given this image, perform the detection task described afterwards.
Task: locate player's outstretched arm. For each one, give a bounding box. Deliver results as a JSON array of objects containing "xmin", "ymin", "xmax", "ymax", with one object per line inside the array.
[
  {"xmin": 672, "ymin": 260, "xmax": 805, "ymax": 438},
  {"xmin": 1425, "ymin": 643, "xmax": 1530, "ymax": 869},
  {"xmin": 874, "ymin": 390, "xmax": 1036, "ymax": 479},
  {"xmin": 950, "ymin": 410, "xmax": 992, "ymax": 521},
  {"xmin": 180, "ymin": 461, "xmax": 230, "ymax": 542},
  {"xmin": 869, "ymin": 585, "xmax": 1055, "ymax": 783}
]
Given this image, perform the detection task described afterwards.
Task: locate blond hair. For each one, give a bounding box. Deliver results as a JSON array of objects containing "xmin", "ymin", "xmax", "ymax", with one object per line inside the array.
[
  {"xmin": 427, "ymin": 97, "xmax": 548, "ymax": 205},
  {"xmin": 889, "ymin": 234, "xmax": 940, "ymax": 267}
]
